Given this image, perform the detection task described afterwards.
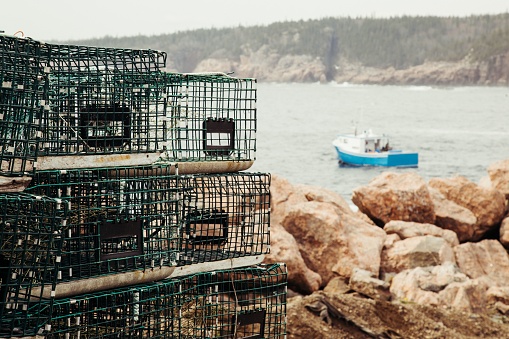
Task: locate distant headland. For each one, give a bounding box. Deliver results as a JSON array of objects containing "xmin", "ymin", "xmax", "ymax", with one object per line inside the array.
[{"xmin": 65, "ymin": 14, "xmax": 509, "ymax": 86}]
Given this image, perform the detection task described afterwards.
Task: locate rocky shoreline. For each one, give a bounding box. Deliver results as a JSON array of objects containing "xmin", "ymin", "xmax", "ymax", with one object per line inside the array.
[
  {"xmin": 191, "ymin": 48, "xmax": 509, "ymax": 86},
  {"xmin": 263, "ymin": 159, "xmax": 509, "ymax": 338}
]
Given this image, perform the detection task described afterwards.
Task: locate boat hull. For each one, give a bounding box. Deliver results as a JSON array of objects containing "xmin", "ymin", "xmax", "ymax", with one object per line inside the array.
[{"xmin": 335, "ymin": 147, "xmax": 418, "ymax": 167}]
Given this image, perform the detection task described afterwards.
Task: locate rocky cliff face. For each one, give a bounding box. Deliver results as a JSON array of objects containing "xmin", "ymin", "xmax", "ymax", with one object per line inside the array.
[{"xmin": 192, "ymin": 46, "xmax": 509, "ymax": 85}]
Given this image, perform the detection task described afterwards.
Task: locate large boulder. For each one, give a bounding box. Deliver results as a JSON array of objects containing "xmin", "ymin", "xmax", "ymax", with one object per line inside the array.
[
  {"xmin": 270, "ymin": 175, "xmax": 309, "ymax": 225},
  {"xmin": 487, "ymin": 159, "xmax": 509, "ymax": 198},
  {"xmin": 352, "ymin": 172, "xmax": 435, "ymax": 226},
  {"xmin": 390, "ymin": 263, "xmax": 468, "ymax": 306},
  {"xmin": 429, "ymin": 187, "xmax": 477, "ymax": 242},
  {"xmin": 271, "ymin": 176, "xmax": 386, "ymax": 285},
  {"xmin": 281, "ymin": 201, "xmax": 386, "ymax": 285},
  {"xmin": 436, "ymin": 278, "xmax": 490, "ymax": 313},
  {"xmin": 263, "ymin": 223, "xmax": 322, "ymax": 294},
  {"xmin": 390, "ymin": 262, "xmax": 490, "ymax": 313},
  {"xmin": 500, "ymin": 216, "xmax": 509, "ymax": 248},
  {"xmin": 381, "ymin": 235, "xmax": 456, "ymax": 274},
  {"xmin": 271, "ymin": 174, "xmax": 357, "ymax": 224},
  {"xmin": 454, "ymin": 239, "xmax": 509, "ymax": 286},
  {"xmin": 296, "ymin": 183, "xmax": 356, "ymax": 217},
  {"xmin": 429, "ymin": 176, "xmax": 506, "ymax": 241},
  {"xmin": 383, "ymin": 220, "xmax": 459, "ymax": 247},
  {"xmin": 349, "ymin": 267, "xmax": 391, "ymax": 300}
]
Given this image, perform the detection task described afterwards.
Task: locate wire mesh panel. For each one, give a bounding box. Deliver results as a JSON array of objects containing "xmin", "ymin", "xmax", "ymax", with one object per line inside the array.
[
  {"xmin": 35, "ymin": 43, "xmax": 171, "ymax": 169},
  {"xmin": 25, "ymin": 166, "xmax": 180, "ymax": 286},
  {"xmin": 175, "ymin": 263, "xmax": 287, "ymax": 339},
  {"xmin": 160, "ymin": 73, "xmax": 257, "ymax": 173},
  {"xmin": 0, "ymin": 193, "xmax": 67, "ymax": 338},
  {"xmin": 47, "ymin": 263, "xmax": 287, "ymax": 339},
  {"xmin": 0, "ymin": 35, "xmax": 44, "ymax": 179},
  {"xmin": 177, "ymin": 172, "xmax": 270, "ymax": 266}
]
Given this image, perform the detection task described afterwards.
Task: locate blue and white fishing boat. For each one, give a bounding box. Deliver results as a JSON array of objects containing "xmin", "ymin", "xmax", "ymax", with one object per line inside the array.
[{"xmin": 332, "ymin": 129, "xmax": 418, "ymax": 167}]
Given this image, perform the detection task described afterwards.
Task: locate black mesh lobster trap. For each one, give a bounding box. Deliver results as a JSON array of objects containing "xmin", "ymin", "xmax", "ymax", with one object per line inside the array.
[
  {"xmin": 47, "ymin": 263, "xmax": 287, "ymax": 339},
  {"xmin": 0, "ymin": 193, "xmax": 67, "ymax": 338},
  {"xmin": 176, "ymin": 172, "xmax": 270, "ymax": 268},
  {"xmin": 0, "ymin": 35, "xmax": 44, "ymax": 182},
  {"xmin": 25, "ymin": 166, "xmax": 180, "ymax": 295},
  {"xmin": 34, "ymin": 43, "xmax": 171, "ymax": 171},
  {"xmin": 160, "ymin": 73, "xmax": 257, "ymax": 174}
]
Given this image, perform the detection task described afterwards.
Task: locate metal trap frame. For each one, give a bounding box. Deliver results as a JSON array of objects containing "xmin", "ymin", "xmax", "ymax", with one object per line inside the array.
[
  {"xmin": 1, "ymin": 37, "xmax": 260, "ymax": 187},
  {"xmin": 0, "ymin": 193, "xmax": 67, "ymax": 338},
  {"xmin": 1, "ymin": 35, "xmax": 176, "ymax": 186},
  {"xmin": 35, "ymin": 43, "xmax": 171, "ymax": 170},
  {"xmin": 47, "ymin": 263, "xmax": 287, "ymax": 339},
  {"xmin": 160, "ymin": 73, "xmax": 257, "ymax": 174},
  {"xmin": 25, "ymin": 165, "xmax": 180, "ymax": 295},
  {"xmin": 176, "ymin": 172, "xmax": 270, "ymax": 268},
  {"xmin": 0, "ymin": 35, "xmax": 44, "ymax": 183},
  {"xmin": 25, "ymin": 168, "xmax": 270, "ymax": 287}
]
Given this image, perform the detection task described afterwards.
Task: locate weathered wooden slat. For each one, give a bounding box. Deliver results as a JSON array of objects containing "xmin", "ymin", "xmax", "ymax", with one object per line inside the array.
[
  {"xmin": 169, "ymin": 254, "xmax": 264, "ymax": 278},
  {"xmin": 30, "ymin": 266, "xmax": 176, "ymax": 299},
  {"xmin": 171, "ymin": 160, "xmax": 254, "ymax": 174},
  {"xmin": 36, "ymin": 152, "xmax": 161, "ymax": 170},
  {"xmin": 0, "ymin": 175, "xmax": 32, "ymax": 192}
]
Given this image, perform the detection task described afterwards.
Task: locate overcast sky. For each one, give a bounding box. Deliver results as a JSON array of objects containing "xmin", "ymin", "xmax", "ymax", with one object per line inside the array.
[{"xmin": 2, "ymin": 0, "xmax": 509, "ymax": 41}]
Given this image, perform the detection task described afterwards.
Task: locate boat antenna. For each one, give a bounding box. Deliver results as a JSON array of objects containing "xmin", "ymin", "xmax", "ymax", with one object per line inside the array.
[{"xmin": 351, "ymin": 120, "xmax": 358, "ymax": 136}]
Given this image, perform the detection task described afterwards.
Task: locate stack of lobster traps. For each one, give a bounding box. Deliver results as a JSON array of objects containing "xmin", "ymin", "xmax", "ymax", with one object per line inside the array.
[{"xmin": 0, "ymin": 33, "xmax": 286, "ymax": 338}]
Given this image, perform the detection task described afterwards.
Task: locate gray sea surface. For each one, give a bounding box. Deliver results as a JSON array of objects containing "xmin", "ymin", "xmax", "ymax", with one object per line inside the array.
[{"xmin": 250, "ymin": 82, "xmax": 509, "ymax": 203}]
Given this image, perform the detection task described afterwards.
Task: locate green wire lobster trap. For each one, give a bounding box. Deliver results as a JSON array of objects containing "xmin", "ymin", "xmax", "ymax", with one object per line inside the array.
[
  {"xmin": 47, "ymin": 263, "xmax": 287, "ymax": 339},
  {"xmin": 1, "ymin": 36, "xmax": 260, "ymax": 187},
  {"xmin": 25, "ymin": 168, "xmax": 270, "ymax": 290},
  {"xmin": 176, "ymin": 172, "xmax": 270, "ymax": 268},
  {"xmin": 0, "ymin": 35, "xmax": 179, "ymax": 187},
  {"xmin": 25, "ymin": 166, "xmax": 180, "ymax": 296},
  {"xmin": 160, "ymin": 73, "xmax": 257, "ymax": 174},
  {"xmin": 0, "ymin": 193, "xmax": 67, "ymax": 338},
  {"xmin": 0, "ymin": 36, "xmax": 44, "ymax": 186},
  {"xmin": 35, "ymin": 43, "xmax": 171, "ymax": 170}
]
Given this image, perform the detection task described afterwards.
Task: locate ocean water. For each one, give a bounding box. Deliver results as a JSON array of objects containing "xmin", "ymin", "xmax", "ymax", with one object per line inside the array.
[{"xmin": 249, "ymin": 82, "xmax": 509, "ymax": 203}]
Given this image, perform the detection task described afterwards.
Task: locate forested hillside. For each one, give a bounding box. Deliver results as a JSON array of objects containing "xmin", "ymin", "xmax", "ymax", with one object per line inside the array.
[{"xmin": 63, "ymin": 14, "xmax": 509, "ymax": 84}]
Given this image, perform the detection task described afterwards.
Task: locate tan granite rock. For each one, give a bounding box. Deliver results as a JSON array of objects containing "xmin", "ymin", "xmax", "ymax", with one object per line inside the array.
[
  {"xmin": 429, "ymin": 187, "xmax": 477, "ymax": 242},
  {"xmin": 381, "ymin": 235, "xmax": 455, "ymax": 274},
  {"xmin": 352, "ymin": 172, "xmax": 435, "ymax": 226},
  {"xmin": 383, "ymin": 220, "xmax": 459, "ymax": 247},
  {"xmin": 429, "ymin": 176, "xmax": 506, "ymax": 241},
  {"xmin": 264, "ymin": 223, "xmax": 322, "ymax": 294},
  {"xmin": 454, "ymin": 239, "xmax": 509, "ymax": 286}
]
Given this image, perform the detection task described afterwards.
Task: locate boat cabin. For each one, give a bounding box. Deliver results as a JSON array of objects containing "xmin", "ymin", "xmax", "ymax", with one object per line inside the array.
[{"xmin": 336, "ymin": 130, "xmax": 390, "ymax": 154}]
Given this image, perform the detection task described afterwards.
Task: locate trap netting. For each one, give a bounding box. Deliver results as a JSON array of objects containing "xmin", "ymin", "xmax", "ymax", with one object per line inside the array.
[
  {"xmin": 35, "ymin": 43, "xmax": 171, "ymax": 169},
  {"xmin": 1, "ymin": 36, "xmax": 260, "ymax": 179},
  {"xmin": 176, "ymin": 172, "xmax": 270, "ymax": 266},
  {"xmin": 0, "ymin": 35, "xmax": 44, "ymax": 177},
  {"xmin": 160, "ymin": 73, "xmax": 257, "ymax": 172},
  {"xmin": 26, "ymin": 168, "xmax": 270, "ymax": 282},
  {"xmin": 0, "ymin": 193, "xmax": 68, "ymax": 338},
  {"xmin": 47, "ymin": 263, "xmax": 287, "ymax": 339},
  {"xmin": 25, "ymin": 166, "xmax": 180, "ymax": 284}
]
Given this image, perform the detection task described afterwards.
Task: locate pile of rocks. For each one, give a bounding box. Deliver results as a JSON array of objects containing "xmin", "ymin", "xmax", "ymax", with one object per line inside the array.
[{"xmin": 264, "ymin": 159, "xmax": 509, "ymax": 315}]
